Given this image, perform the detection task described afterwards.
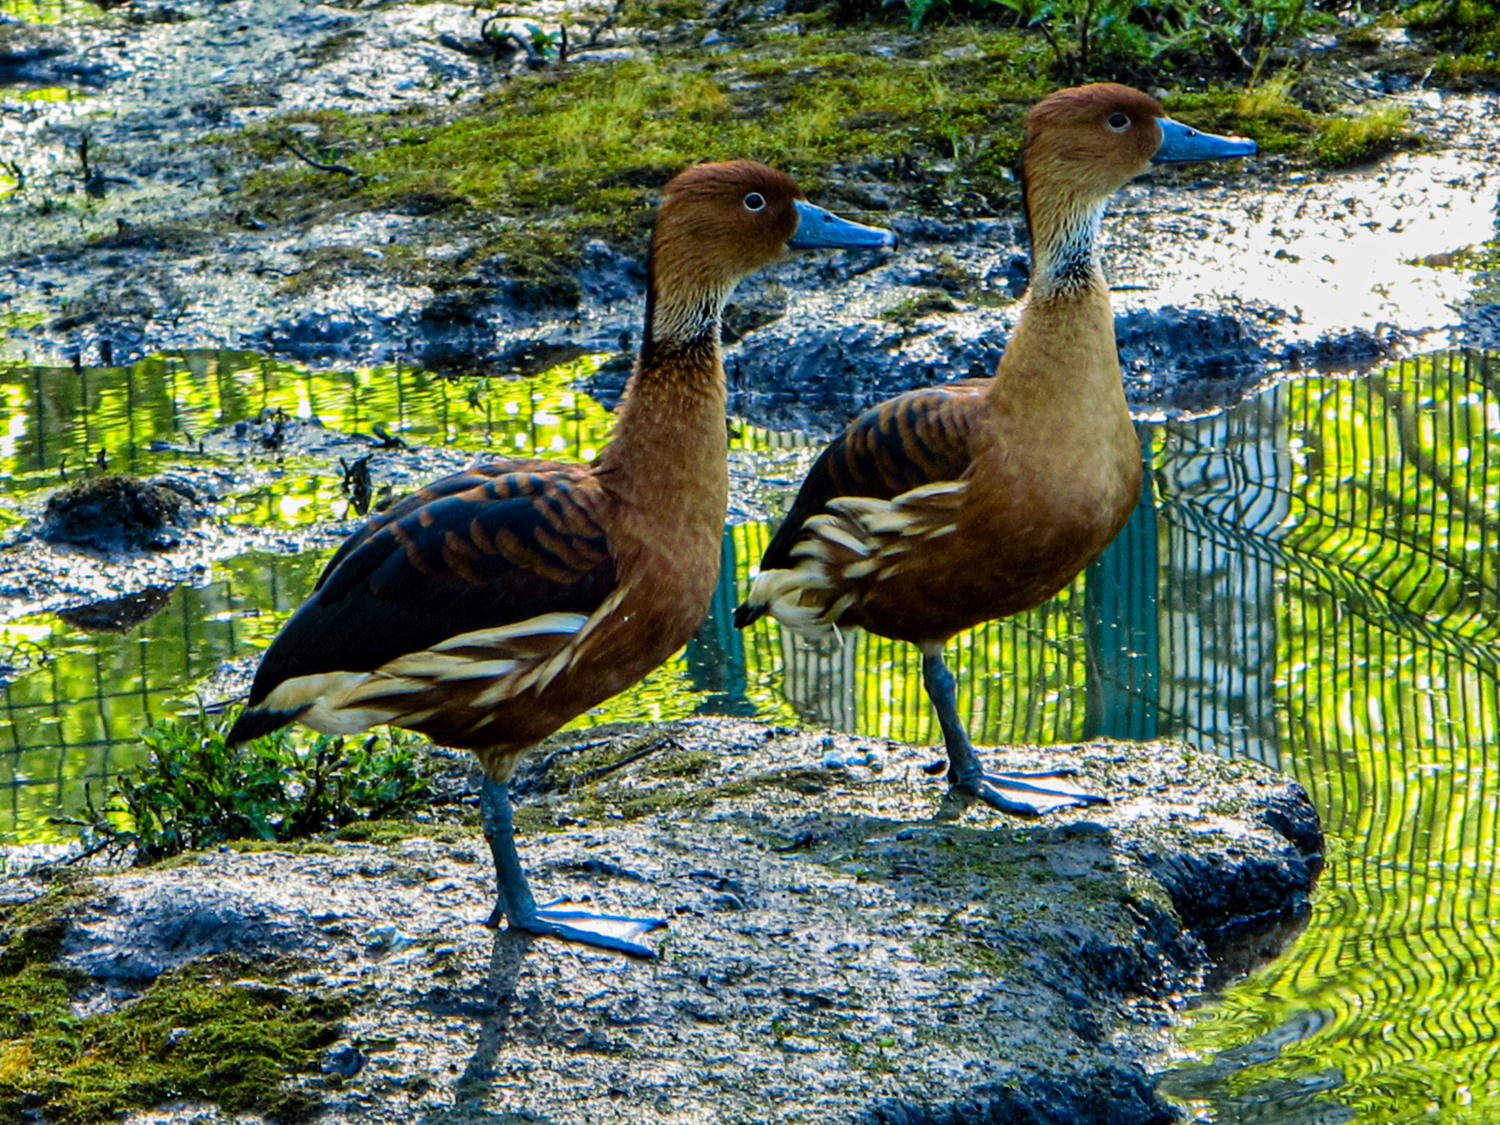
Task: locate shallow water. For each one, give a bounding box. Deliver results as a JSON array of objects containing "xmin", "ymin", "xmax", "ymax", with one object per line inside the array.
[{"xmin": 1, "ymin": 349, "xmax": 1499, "ymax": 1122}]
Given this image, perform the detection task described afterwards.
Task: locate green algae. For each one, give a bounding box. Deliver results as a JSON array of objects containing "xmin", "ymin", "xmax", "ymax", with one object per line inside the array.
[{"xmin": 0, "ymin": 892, "xmax": 348, "ymax": 1125}]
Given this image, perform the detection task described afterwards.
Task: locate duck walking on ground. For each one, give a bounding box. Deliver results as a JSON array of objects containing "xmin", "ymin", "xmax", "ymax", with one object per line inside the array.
[
  {"xmin": 735, "ymin": 85, "xmax": 1255, "ymax": 816},
  {"xmin": 227, "ymin": 161, "xmax": 895, "ymax": 956}
]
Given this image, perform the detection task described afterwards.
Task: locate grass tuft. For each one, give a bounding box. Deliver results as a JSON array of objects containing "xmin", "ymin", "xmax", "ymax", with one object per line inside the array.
[{"xmin": 1312, "ymin": 100, "xmax": 1416, "ymax": 167}]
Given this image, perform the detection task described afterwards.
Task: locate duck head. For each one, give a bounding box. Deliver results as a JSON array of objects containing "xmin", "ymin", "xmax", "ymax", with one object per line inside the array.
[
  {"xmin": 1021, "ymin": 84, "xmax": 1255, "ymax": 293},
  {"xmin": 646, "ymin": 160, "xmax": 894, "ymax": 350}
]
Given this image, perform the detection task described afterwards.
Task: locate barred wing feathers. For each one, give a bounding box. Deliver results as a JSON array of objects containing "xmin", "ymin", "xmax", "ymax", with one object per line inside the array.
[
  {"xmin": 229, "ymin": 463, "xmax": 617, "ymax": 746},
  {"xmin": 735, "ymin": 383, "xmax": 982, "ymax": 631}
]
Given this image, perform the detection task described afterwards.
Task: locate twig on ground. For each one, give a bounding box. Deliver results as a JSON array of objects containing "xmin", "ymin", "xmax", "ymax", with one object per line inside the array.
[
  {"xmin": 571, "ymin": 736, "xmax": 682, "ymax": 787},
  {"xmin": 279, "ymin": 134, "xmax": 357, "ymax": 176}
]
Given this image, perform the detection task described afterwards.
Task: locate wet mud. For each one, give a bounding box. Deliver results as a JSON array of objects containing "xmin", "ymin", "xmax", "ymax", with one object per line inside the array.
[{"xmin": 0, "ymin": 0, "xmax": 1495, "ymax": 423}]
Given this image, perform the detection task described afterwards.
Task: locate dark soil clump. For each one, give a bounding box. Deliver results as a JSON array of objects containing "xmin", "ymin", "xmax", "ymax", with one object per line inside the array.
[{"xmin": 40, "ymin": 475, "xmax": 197, "ymax": 553}]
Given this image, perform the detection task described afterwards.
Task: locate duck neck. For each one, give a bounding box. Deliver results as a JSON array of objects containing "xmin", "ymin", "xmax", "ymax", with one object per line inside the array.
[
  {"xmin": 597, "ymin": 284, "xmax": 730, "ymax": 523},
  {"xmin": 1025, "ymin": 190, "xmax": 1108, "ymax": 300},
  {"xmin": 988, "ymin": 190, "xmax": 1122, "ymax": 420}
]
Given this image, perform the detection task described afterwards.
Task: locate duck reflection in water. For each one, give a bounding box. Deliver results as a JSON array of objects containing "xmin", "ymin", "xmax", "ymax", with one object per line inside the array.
[
  {"xmin": 736, "ymin": 84, "xmax": 1257, "ymax": 816},
  {"xmin": 226, "ymin": 161, "xmax": 895, "ymax": 957}
]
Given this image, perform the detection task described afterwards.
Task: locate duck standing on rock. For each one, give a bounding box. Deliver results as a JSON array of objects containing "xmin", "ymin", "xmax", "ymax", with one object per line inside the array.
[
  {"xmin": 735, "ymin": 85, "xmax": 1255, "ymax": 816},
  {"xmin": 227, "ymin": 161, "xmax": 895, "ymax": 957}
]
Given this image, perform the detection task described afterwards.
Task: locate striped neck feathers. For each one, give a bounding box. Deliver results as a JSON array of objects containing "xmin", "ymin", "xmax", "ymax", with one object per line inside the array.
[
  {"xmin": 1023, "ymin": 190, "xmax": 1109, "ymax": 301},
  {"xmin": 597, "ymin": 316, "xmax": 728, "ymax": 494},
  {"xmin": 640, "ymin": 282, "xmax": 732, "ymax": 364}
]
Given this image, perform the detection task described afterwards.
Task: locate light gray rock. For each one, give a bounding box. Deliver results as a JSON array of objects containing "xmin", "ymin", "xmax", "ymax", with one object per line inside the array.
[{"xmin": 9, "ymin": 719, "xmax": 1322, "ymax": 1125}]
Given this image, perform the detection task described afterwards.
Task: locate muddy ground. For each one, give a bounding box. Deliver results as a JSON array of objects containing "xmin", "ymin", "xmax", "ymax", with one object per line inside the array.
[
  {"xmin": 0, "ymin": 0, "xmax": 1496, "ymax": 425},
  {"xmin": 2, "ymin": 719, "xmax": 1323, "ymax": 1124}
]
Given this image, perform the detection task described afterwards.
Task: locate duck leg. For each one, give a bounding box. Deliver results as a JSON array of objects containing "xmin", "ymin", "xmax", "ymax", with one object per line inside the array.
[
  {"xmin": 920, "ymin": 650, "xmax": 1109, "ymax": 817},
  {"xmin": 479, "ymin": 775, "xmax": 666, "ymax": 957}
]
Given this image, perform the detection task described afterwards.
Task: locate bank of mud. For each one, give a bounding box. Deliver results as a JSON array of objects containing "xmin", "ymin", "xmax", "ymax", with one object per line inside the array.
[
  {"xmin": 0, "ymin": 719, "xmax": 1322, "ymax": 1124},
  {"xmin": 0, "ymin": 0, "xmax": 1496, "ymax": 421}
]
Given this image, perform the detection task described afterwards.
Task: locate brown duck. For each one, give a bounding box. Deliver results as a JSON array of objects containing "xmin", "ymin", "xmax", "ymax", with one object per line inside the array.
[
  {"xmin": 228, "ymin": 161, "xmax": 894, "ymax": 956},
  {"xmin": 735, "ymin": 85, "xmax": 1255, "ymax": 815}
]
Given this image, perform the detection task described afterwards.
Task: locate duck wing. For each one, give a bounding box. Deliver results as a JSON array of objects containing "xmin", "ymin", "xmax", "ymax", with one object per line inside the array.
[
  {"xmin": 743, "ymin": 383, "xmax": 982, "ymax": 589},
  {"xmin": 230, "ymin": 462, "xmax": 616, "ymax": 742},
  {"xmin": 312, "ymin": 459, "xmax": 562, "ymax": 591}
]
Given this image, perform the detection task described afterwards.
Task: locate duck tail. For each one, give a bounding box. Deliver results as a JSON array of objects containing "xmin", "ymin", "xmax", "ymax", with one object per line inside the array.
[
  {"xmin": 732, "ymin": 600, "xmax": 767, "ymax": 629},
  {"xmin": 225, "ymin": 704, "xmax": 306, "ymax": 747}
]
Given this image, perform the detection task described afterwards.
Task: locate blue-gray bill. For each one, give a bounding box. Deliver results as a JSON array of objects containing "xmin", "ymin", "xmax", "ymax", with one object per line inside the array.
[
  {"xmin": 1152, "ymin": 116, "xmax": 1258, "ymax": 163},
  {"xmin": 788, "ymin": 199, "xmax": 898, "ymax": 250}
]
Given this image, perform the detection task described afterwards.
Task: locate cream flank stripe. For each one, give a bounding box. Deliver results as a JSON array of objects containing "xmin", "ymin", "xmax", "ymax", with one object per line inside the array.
[
  {"xmin": 257, "ymin": 590, "xmax": 628, "ymax": 736},
  {"xmin": 745, "ymin": 479, "xmax": 969, "ymax": 637}
]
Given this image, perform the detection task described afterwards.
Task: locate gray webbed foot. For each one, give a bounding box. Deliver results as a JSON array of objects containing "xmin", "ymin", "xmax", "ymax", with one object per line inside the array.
[
  {"xmin": 479, "ymin": 773, "xmax": 666, "ymax": 958},
  {"xmin": 958, "ymin": 771, "xmax": 1111, "ymax": 817},
  {"xmin": 505, "ymin": 905, "xmax": 666, "ymax": 958}
]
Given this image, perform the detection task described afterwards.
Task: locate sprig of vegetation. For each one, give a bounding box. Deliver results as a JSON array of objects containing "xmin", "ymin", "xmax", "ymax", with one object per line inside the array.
[
  {"xmin": 1312, "ymin": 100, "xmax": 1416, "ymax": 166},
  {"xmin": 882, "ymin": 0, "xmax": 1329, "ymax": 79},
  {"xmin": 1408, "ymin": 0, "xmax": 1500, "ymax": 80},
  {"xmin": 64, "ymin": 709, "xmax": 435, "ymax": 865}
]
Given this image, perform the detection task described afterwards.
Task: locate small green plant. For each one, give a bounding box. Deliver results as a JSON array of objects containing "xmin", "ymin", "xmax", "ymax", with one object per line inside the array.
[
  {"xmin": 884, "ymin": 0, "xmax": 1327, "ymax": 81},
  {"xmin": 1406, "ymin": 0, "xmax": 1500, "ymax": 48},
  {"xmin": 1313, "ymin": 100, "xmax": 1415, "ymax": 166},
  {"xmin": 1407, "ymin": 0, "xmax": 1500, "ymax": 77},
  {"xmin": 66, "ymin": 709, "xmax": 435, "ymax": 865}
]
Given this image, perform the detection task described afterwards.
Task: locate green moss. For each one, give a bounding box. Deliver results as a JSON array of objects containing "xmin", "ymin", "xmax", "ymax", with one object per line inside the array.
[
  {"xmin": 332, "ymin": 818, "xmax": 468, "ymax": 845},
  {"xmin": 914, "ymin": 930, "xmax": 1022, "ymax": 979},
  {"xmin": 618, "ymin": 0, "xmax": 705, "ymax": 26},
  {"xmin": 1163, "ymin": 81, "xmax": 1314, "ymax": 156},
  {"xmin": 647, "ymin": 749, "xmax": 716, "ymax": 779},
  {"xmin": 0, "ymin": 896, "xmax": 82, "ymax": 976},
  {"xmin": 0, "ymin": 891, "xmax": 347, "ymax": 1125},
  {"xmin": 511, "ymin": 801, "xmax": 567, "ymax": 835},
  {"xmin": 1407, "ymin": 0, "xmax": 1500, "ymax": 60},
  {"xmin": 879, "ymin": 289, "xmax": 962, "ymax": 325},
  {"xmin": 231, "ymin": 27, "xmax": 1049, "ymax": 267},
  {"xmin": 0, "ymin": 961, "xmax": 347, "ymax": 1125},
  {"xmin": 226, "ymin": 839, "xmax": 342, "ymax": 856},
  {"xmin": 1312, "ymin": 100, "xmax": 1416, "ymax": 167}
]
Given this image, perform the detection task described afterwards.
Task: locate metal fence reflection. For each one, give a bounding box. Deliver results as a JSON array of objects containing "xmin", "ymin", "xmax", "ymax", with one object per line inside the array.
[{"xmin": 2, "ymin": 346, "xmax": 1498, "ymax": 1116}]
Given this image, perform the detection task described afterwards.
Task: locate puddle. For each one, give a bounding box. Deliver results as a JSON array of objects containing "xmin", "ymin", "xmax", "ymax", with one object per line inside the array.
[
  {"xmin": 0, "ymin": 0, "xmax": 102, "ymax": 23},
  {"xmin": 2, "ymin": 348, "xmax": 1500, "ymax": 1122},
  {"xmin": 1111, "ymin": 122, "xmax": 1500, "ymax": 349}
]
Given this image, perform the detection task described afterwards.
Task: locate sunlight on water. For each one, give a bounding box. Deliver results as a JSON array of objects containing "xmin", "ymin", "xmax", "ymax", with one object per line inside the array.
[
  {"xmin": 0, "ymin": 348, "xmax": 1498, "ymax": 1124},
  {"xmin": 0, "ymin": 0, "xmax": 101, "ymax": 23},
  {"xmin": 1157, "ymin": 351, "xmax": 1500, "ymax": 1125}
]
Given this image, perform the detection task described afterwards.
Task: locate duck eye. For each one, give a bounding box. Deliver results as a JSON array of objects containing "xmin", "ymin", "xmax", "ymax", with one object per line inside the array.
[
  {"xmin": 743, "ymin": 192, "xmax": 766, "ymax": 212},
  {"xmin": 1108, "ymin": 113, "xmax": 1129, "ymax": 130}
]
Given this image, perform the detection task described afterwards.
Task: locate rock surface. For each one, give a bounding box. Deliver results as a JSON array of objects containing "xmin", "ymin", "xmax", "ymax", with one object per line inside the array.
[{"xmin": 4, "ymin": 719, "xmax": 1323, "ymax": 1125}]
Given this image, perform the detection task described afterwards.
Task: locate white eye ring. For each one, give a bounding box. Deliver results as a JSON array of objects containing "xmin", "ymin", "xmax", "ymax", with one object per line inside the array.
[
  {"xmin": 743, "ymin": 192, "xmax": 766, "ymax": 212},
  {"xmin": 1107, "ymin": 113, "xmax": 1130, "ymax": 131}
]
